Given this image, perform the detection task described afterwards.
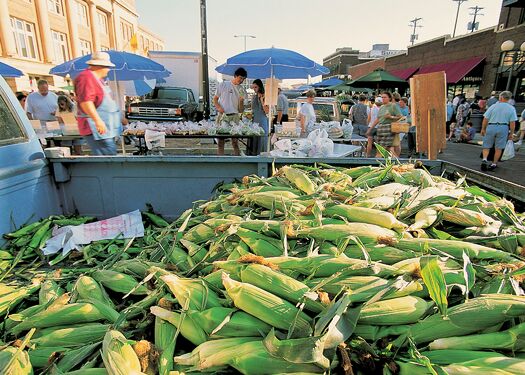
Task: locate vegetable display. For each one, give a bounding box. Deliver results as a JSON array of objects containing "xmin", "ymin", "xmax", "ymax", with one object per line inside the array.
[{"xmin": 1, "ymin": 159, "xmax": 524, "ymax": 374}]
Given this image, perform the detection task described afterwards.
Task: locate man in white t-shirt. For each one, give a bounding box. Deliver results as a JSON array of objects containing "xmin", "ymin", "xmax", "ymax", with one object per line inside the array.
[
  {"xmin": 213, "ymin": 67, "xmax": 247, "ymax": 155},
  {"xmin": 26, "ymin": 79, "xmax": 58, "ymax": 127},
  {"xmin": 297, "ymin": 90, "xmax": 316, "ymax": 133}
]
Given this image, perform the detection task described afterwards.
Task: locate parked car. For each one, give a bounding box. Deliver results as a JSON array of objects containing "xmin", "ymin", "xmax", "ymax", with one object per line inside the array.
[
  {"xmin": 126, "ymin": 86, "xmax": 200, "ymax": 122},
  {"xmin": 287, "ymin": 97, "xmax": 353, "ymax": 123}
]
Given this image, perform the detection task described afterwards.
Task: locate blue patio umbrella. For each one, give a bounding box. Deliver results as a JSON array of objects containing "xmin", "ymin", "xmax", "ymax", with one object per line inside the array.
[
  {"xmin": 312, "ymin": 77, "xmax": 344, "ymax": 88},
  {"xmin": 0, "ymin": 61, "xmax": 24, "ymax": 78},
  {"xmin": 216, "ymin": 47, "xmax": 329, "ymax": 79},
  {"xmin": 49, "ymin": 50, "xmax": 171, "ymax": 80},
  {"xmin": 121, "ymin": 78, "xmax": 156, "ymax": 96}
]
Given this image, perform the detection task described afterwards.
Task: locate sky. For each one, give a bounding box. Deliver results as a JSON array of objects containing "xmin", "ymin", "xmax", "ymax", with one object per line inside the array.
[{"xmin": 136, "ymin": 0, "xmax": 501, "ymax": 81}]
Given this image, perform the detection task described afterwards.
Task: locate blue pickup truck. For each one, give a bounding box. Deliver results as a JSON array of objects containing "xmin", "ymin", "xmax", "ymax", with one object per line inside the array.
[{"xmin": 0, "ymin": 75, "xmax": 523, "ymax": 240}]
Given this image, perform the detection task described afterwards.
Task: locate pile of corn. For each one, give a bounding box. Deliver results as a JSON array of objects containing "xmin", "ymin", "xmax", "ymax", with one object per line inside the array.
[{"xmin": 1, "ymin": 162, "xmax": 525, "ymax": 374}]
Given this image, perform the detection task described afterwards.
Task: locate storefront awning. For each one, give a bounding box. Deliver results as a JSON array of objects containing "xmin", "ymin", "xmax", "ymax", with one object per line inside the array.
[
  {"xmin": 388, "ymin": 67, "xmax": 419, "ymax": 80},
  {"xmin": 416, "ymin": 56, "xmax": 485, "ymax": 84}
]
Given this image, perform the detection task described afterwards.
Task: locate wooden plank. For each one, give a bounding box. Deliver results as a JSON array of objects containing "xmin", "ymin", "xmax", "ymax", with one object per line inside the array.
[{"xmin": 410, "ymin": 72, "xmax": 447, "ymax": 160}]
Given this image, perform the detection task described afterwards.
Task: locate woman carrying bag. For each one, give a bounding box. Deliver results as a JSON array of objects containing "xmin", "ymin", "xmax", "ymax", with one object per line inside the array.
[{"xmin": 366, "ymin": 91, "xmax": 403, "ymax": 157}]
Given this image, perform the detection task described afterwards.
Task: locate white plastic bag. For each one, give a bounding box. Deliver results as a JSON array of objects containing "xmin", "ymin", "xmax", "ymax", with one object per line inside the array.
[
  {"xmin": 501, "ymin": 140, "xmax": 515, "ymax": 161},
  {"xmin": 342, "ymin": 119, "xmax": 353, "ymax": 138}
]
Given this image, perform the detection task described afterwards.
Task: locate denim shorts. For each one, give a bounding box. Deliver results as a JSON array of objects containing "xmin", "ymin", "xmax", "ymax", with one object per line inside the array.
[{"xmin": 483, "ymin": 124, "xmax": 508, "ymax": 150}]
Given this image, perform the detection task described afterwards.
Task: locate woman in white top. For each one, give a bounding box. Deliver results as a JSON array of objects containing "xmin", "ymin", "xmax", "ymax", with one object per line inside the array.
[{"xmin": 298, "ymin": 90, "xmax": 316, "ymax": 133}]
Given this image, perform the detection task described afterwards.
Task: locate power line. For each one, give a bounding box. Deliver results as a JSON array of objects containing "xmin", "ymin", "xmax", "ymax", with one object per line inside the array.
[
  {"xmin": 408, "ymin": 17, "xmax": 423, "ymax": 46},
  {"xmin": 468, "ymin": 6, "xmax": 484, "ymax": 33},
  {"xmin": 452, "ymin": 0, "xmax": 468, "ymax": 38}
]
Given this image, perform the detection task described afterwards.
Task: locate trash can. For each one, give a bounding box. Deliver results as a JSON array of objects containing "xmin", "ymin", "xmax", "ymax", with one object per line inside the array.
[{"xmin": 470, "ymin": 113, "xmax": 484, "ymax": 132}]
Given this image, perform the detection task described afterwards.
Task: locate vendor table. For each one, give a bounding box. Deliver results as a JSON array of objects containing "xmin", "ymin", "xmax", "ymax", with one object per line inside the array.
[
  {"xmin": 130, "ymin": 134, "xmax": 260, "ymax": 155},
  {"xmin": 275, "ymin": 133, "xmax": 366, "ymax": 157}
]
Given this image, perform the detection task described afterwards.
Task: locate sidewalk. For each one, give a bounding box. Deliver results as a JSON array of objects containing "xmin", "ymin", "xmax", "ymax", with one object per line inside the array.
[{"xmin": 431, "ymin": 141, "xmax": 525, "ymax": 187}]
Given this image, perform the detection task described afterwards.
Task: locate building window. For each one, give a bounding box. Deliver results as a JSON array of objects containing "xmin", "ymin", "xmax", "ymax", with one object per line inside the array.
[
  {"xmin": 97, "ymin": 11, "xmax": 108, "ymax": 33},
  {"xmin": 10, "ymin": 17, "xmax": 39, "ymax": 60},
  {"xmin": 47, "ymin": 0, "xmax": 64, "ymax": 15},
  {"xmin": 120, "ymin": 20, "xmax": 133, "ymax": 46},
  {"xmin": 52, "ymin": 30, "xmax": 69, "ymax": 63},
  {"xmin": 100, "ymin": 45, "xmax": 109, "ymax": 51},
  {"xmin": 80, "ymin": 39, "xmax": 91, "ymax": 56},
  {"xmin": 76, "ymin": 1, "xmax": 89, "ymax": 27}
]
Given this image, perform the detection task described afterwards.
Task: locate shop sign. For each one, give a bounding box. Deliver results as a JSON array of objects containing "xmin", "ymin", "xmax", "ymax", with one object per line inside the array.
[{"xmin": 461, "ymin": 76, "xmax": 483, "ymax": 83}]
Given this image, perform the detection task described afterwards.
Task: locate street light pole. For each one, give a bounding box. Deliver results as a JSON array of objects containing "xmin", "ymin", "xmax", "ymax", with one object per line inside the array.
[
  {"xmin": 234, "ymin": 34, "xmax": 256, "ymax": 52},
  {"xmin": 501, "ymin": 40, "xmax": 525, "ymax": 94},
  {"xmin": 452, "ymin": 0, "xmax": 467, "ymax": 38},
  {"xmin": 408, "ymin": 17, "xmax": 423, "ymax": 46},
  {"xmin": 468, "ymin": 6, "xmax": 484, "ymax": 33},
  {"xmin": 200, "ymin": 0, "xmax": 210, "ymax": 119}
]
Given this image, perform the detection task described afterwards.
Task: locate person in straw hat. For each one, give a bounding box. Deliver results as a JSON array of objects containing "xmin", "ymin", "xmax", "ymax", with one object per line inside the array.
[{"xmin": 74, "ymin": 51, "xmax": 121, "ymax": 155}]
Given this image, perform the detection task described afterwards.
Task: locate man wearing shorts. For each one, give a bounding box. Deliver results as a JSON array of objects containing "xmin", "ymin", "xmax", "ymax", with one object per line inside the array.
[
  {"xmin": 480, "ymin": 91, "xmax": 517, "ymax": 171},
  {"xmin": 213, "ymin": 67, "xmax": 247, "ymax": 155}
]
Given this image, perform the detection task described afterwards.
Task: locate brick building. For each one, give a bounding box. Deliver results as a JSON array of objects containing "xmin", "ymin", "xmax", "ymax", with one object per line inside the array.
[
  {"xmin": 0, "ymin": 0, "xmax": 164, "ymax": 92},
  {"xmin": 347, "ymin": 0, "xmax": 525, "ymax": 103}
]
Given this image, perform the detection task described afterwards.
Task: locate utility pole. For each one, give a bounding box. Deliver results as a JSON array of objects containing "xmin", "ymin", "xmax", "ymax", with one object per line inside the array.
[
  {"xmin": 452, "ymin": 0, "xmax": 468, "ymax": 38},
  {"xmin": 234, "ymin": 34, "xmax": 256, "ymax": 52},
  {"xmin": 408, "ymin": 17, "xmax": 423, "ymax": 46},
  {"xmin": 200, "ymin": 0, "xmax": 210, "ymax": 119},
  {"xmin": 468, "ymin": 6, "xmax": 484, "ymax": 33}
]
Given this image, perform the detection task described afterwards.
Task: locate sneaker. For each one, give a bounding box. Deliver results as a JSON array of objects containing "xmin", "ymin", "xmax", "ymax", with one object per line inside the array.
[
  {"xmin": 481, "ymin": 160, "xmax": 488, "ymax": 171},
  {"xmin": 488, "ymin": 163, "xmax": 498, "ymax": 171}
]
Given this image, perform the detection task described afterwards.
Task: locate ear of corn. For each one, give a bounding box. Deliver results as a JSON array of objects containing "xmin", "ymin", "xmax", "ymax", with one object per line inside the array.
[
  {"xmin": 228, "ymin": 340, "xmax": 324, "ymax": 375},
  {"xmin": 243, "ymin": 192, "xmax": 307, "ymax": 213},
  {"xmin": 154, "ymin": 317, "xmax": 176, "ymax": 375},
  {"xmin": 0, "ymin": 284, "xmax": 40, "ymax": 317},
  {"xmin": 101, "ymin": 330, "xmax": 145, "ymax": 375},
  {"xmin": 429, "ymin": 323, "xmax": 525, "ymax": 351},
  {"xmin": 0, "ymin": 346, "xmax": 33, "ymax": 375},
  {"xmin": 31, "ymin": 323, "xmax": 109, "ymax": 347},
  {"xmin": 56, "ymin": 342, "xmax": 101, "ymax": 373},
  {"xmin": 149, "ymin": 306, "xmax": 207, "ymax": 346},
  {"xmin": 281, "ymin": 166, "xmax": 316, "ymax": 195},
  {"xmin": 91, "ymin": 270, "xmax": 148, "ymax": 295},
  {"xmin": 294, "ymin": 223, "xmax": 397, "ymax": 245},
  {"xmin": 358, "ymin": 296, "xmax": 430, "ymax": 325},
  {"xmin": 38, "ymin": 280, "xmax": 63, "ymax": 305},
  {"xmin": 173, "ymin": 337, "xmax": 259, "ymax": 372},
  {"xmin": 75, "ymin": 276, "xmax": 115, "ymax": 308},
  {"xmin": 323, "ymin": 204, "xmax": 407, "ymax": 231},
  {"xmin": 420, "ymin": 349, "xmax": 505, "ymax": 366},
  {"xmin": 343, "ymin": 244, "xmax": 419, "ymax": 265},
  {"xmin": 160, "ymin": 273, "xmax": 222, "ymax": 311},
  {"xmin": 27, "ymin": 346, "xmax": 69, "ymax": 369},
  {"xmin": 409, "ymin": 206, "xmax": 441, "ymax": 231},
  {"xmin": 222, "ymin": 273, "xmax": 313, "ymax": 337},
  {"xmin": 189, "ymin": 306, "xmax": 271, "ymax": 338},
  {"xmin": 397, "ymin": 294, "xmax": 525, "ymax": 345},
  {"xmin": 443, "ymin": 356, "xmax": 525, "ymax": 374},
  {"xmin": 236, "ymin": 228, "xmax": 283, "ymax": 257},
  {"xmin": 11, "ymin": 303, "xmax": 108, "ymax": 335},
  {"xmin": 441, "ymin": 207, "xmax": 493, "ymax": 227},
  {"xmin": 239, "ymin": 263, "xmax": 325, "ymax": 313}
]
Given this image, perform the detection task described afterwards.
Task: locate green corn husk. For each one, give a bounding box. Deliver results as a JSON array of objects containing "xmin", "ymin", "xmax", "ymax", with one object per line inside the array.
[
  {"xmin": 222, "ymin": 273, "xmax": 313, "ymax": 337},
  {"xmin": 28, "ymin": 346, "xmax": 69, "ymax": 368},
  {"xmin": 0, "ymin": 284, "xmax": 40, "ymax": 317},
  {"xmin": 342, "ymin": 244, "xmax": 420, "ymax": 265},
  {"xmin": 228, "ymin": 340, "xmax": 324, "ymax": 375},
  {"xmin": 243, "ymin": 192, "xmax": 307, "ymax": 213},
  {"xmin": 0, "ymin": 346, "xmax": 33, "ymax": 375},
  {"xmin": 11, "ymin": 303, "xmax": 108, "ymax": 335},
  {"xmin": 91, "ymin": 270, "xmax": 148, "ymax": 295},
  {"xmin": 239, "ymin": 220, "xmax": 283, "ymax": 236},
  {"xmin": 101, "ymin": 330, "xmax": 145, "ymax": 375},
  {"xmin": 358, "ymin": 296, "xmax": 430, "ymax": 325},
  {"xmin": 429, "ymin": 323, "xmax": 525, "ymax": 351},
  {"xmin": 166, "ymin": 245, "xmax": 192, "ymax": 272},
  {"xmin": 112, "ymin": 259, "xmax": 162, "ymax": 278},
  {"xmin": 155, "ymin": 317, "xmax": 177, "ymax": 375},
  {"xmin": 266, "ymin": 255, "xmax": 397, "ymax": 278},
  {"xmin": 189, "ymin": 306, "xmax": 271, "ymax": 338},
  {"xmin": 323, "ymin": 204, "xmax": 407, "ymax": 230},
  {"xmin": 236, "ymin": 228, "xmax": 284, "ymax": 257},
  {"xmin": 294, "ymin": 223, "xmax": 397, "ymax": 244},
  {"xmin": 150, "ymin": 306, "xmax": 207, "ymax": 346},
  {"xmin": 160, "ymin": 273, "xmax": 222, "ymax": 311},
  {"xmin": 56, "ymin": 342, "xmax": 100, "ymax": 373},
  {"xmin": 240, "ymin": 263, "xmax": 325, "ymax": 313},
  {"xmin": 31, "ymin": 323, "xmax": 109, "ymax": 347},
  {"xmin": 396, "ymin": 294, "xmax": 525, "ymax": 345},
  {"xmin": 409, "ymin": 206, "xmax": 440, "ymax": 231},
  {"xmin": 443, "ymin": 356, "xmax": 525, "ymax": 374},
  {"xmin": 420, "ymin": 349, "xmax": 505, "ymax": 366},
  {"xmin": 441, "ymin": 206, "xmax": 494, "ymax": 227},
  {"xmin": 174, "ymin": 337, "xmax": 260, "ymax": 372},
  {"xmin": 281, "ymin": 166, "xmax": 316, "ymax": 194},
  {"xmin": 38, "ymin": 280, "xmax": 63, "ymax": 305},
  {"xmin": 62, "ymin": 369, "xmax": 108, "ymax": 375},
  {"xmin": 393, "ymin": 238, "xmax": 517, "ymax": 262},
  {"xmin": 353, "ymin": 324, "xmax": 412, "ymax": 341},
  {"xmin": 75, "ymin": 276, "xmax": 115, "ymax": 308}
]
